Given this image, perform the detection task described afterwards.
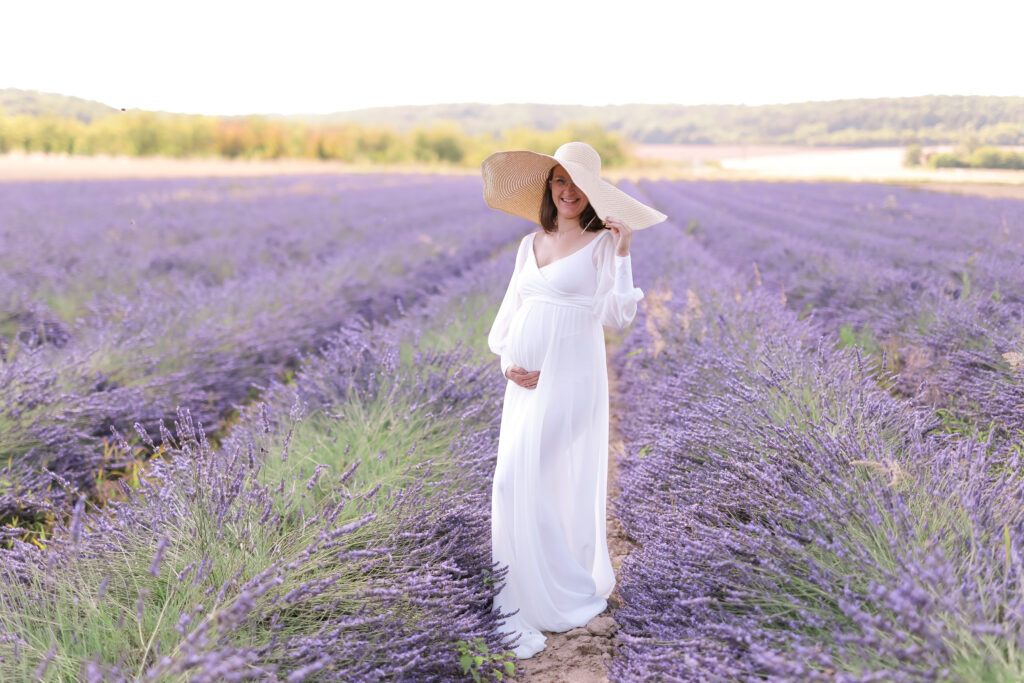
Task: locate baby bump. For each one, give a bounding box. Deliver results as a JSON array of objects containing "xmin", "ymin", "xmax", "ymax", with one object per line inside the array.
[{"xmin": 507, "ymin": 304, "xmax": 549, "ymax": 371}]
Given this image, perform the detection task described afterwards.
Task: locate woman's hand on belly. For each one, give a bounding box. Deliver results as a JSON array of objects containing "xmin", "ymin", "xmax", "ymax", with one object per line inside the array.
[{"xmin": 505, "ymin": 364, "xmax": 540, "ymax": 390}]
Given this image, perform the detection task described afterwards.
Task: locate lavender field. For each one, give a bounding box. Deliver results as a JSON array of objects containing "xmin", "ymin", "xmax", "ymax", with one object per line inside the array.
[
  {"xmin": 1, "ymin": 173, "xmax": 1022, "ymax": 681},
  {"xmin": 614, "ymin": 179, "xmax": 1024, "ymax": 681},
  {"xmin": 0, "ymin": 174, "xmax": 519, "ymax": 524}
]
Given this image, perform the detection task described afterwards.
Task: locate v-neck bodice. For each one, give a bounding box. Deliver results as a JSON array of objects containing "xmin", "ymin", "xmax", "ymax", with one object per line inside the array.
[
  {"xmin": 525, "ymin": 231, "xmax": 607, "ymax": 298},
  {"xmin": 532, "ymin": 231, "xmax": 603, "ymax": 270}
]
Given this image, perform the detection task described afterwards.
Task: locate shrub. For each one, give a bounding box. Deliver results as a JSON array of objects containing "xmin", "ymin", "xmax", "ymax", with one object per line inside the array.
[
  {"xmin": 928, "ymin": 152, "xmax": 968, "ymax": 168},
  {"xmin": 903, "ymin": 143, "xmax": 922, "ymax": 166}
]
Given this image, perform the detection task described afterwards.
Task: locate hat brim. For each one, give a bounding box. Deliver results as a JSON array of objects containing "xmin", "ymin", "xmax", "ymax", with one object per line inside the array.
[{"xmin": 481, "ymin": 150, "xmax": 667, "ymax": 231}]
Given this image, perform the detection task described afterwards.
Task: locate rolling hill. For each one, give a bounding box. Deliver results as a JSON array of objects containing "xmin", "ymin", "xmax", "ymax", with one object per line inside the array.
[{"xmin": 2, "ymin": 88, "xmax": 1022, "ymax": 146}]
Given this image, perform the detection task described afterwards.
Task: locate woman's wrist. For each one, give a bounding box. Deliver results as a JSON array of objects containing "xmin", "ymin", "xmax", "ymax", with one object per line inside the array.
[{"xmin": 613, "ymin": 252, "xmax": 636, "ymax": 294}]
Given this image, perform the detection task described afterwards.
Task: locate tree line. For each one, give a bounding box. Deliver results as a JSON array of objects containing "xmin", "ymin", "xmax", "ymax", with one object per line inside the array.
[
  {"xmin": 906, "ymin": 142, "xmax": 1024, "ymax": 170},
  {"xmin": 312, "ymin": 96, "xmax": 1024, "ymax": 147},
  {"xmin": 0, "ymin": 109, "xmax": 629, "ymax": 166}
]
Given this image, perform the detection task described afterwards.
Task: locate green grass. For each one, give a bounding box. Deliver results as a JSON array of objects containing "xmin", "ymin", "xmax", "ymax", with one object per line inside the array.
[
  {"xmin": 837, "ymin": 323, "xmax": 880, "ymax": 356},
  {"xmin": 44, "ymin": 289, "xmax": 100, "ymax": 327},
  {"xmin": 256, "ymin": 361, "xmax": 478, "ymax": 525},
  {"xmin": 407, "ymin": 294, "xmax": 498, "ymax": 360},
  {"xmin": 0, "ymin": 317, "xmax": 18, "ymax": 345}
]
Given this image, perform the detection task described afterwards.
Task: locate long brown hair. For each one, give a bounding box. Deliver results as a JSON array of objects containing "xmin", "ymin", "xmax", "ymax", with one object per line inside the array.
[{"xmin": 538, "ymin": 166, "xmax": 605, "ymax": 234}]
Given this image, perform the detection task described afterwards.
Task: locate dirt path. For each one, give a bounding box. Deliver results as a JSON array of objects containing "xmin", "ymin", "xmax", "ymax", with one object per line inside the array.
[{"xmin": 513, "ymin": 353, "xmax": 637, "ymax": 682}]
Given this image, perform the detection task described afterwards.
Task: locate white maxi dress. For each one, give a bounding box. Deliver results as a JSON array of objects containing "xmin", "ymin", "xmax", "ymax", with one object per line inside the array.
[{"xmin": 487, "ymin": 228, "xmax": 643, "ymax": 659}]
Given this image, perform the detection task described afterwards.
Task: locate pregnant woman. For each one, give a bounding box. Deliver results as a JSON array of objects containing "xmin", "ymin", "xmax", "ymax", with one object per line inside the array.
[{"xmin": 482, "ymin": 141, "xmax": 667, "ymax": 659}]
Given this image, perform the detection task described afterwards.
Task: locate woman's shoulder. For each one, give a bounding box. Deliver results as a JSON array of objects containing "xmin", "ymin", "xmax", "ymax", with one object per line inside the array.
[
  {"xmin": 512, "ymin": 230, "xmax": 539, "ymax": 266},
  {"xmin": 593, "ymin": 227, "xmax": 614, "ymax": 251},
  {"xmin": 589, "ymin": 228, "xmax": 616, "ymax": 267},
  {"xmin": 517, "ymin": 230, "xmax": 542, "ymax": 253}
]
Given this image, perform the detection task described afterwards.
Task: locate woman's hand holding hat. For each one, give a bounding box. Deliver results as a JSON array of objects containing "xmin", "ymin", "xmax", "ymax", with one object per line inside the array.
[{"xmin": 605, "ymin": 216, "xmax": 633, "ymax": 257}]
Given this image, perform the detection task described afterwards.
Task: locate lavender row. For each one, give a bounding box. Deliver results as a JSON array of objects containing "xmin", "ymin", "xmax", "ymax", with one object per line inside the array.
[
  {"xmin": 0, "ymin": 230, "xmax": 526, "ymax": 681},
  {"xmin": 0, "ymin": 173, "xmax": 490, "ymax": 319},
  {"xmin": 636, "ymin": 179, "xmax": 1024, "ymax": 440},
  {"xmin": 0, "ymin": 174, "xmax": 525, "ymax": 522},
  {"xmin": 608, "ymin": 187, "xmax": 1024, "ymax": 680},
  {"xmin": 636, "ymin": 180, "xmax": 1024, "ymax": 324}
]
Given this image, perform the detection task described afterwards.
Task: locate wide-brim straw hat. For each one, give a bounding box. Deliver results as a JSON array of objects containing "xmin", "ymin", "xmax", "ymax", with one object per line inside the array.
[{"xmin": 480, "ymin": 141, "xmax": 667, "ymax": 230}]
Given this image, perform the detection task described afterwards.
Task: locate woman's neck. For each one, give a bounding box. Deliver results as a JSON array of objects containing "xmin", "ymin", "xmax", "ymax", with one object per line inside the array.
[{"xmin": 554, "ymin": 217, "xmax": 583, "ymax": 234}]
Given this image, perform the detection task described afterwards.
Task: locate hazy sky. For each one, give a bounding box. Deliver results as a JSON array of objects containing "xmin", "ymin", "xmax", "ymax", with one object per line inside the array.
[{"xmin": 3, "ymin": 0, "xmax": 1021, "ymax": 116}]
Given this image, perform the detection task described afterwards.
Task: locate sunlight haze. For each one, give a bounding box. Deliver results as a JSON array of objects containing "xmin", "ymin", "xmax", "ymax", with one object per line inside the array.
[{"xmin": 2, "ymin": 0, "xmax": 1021, "ymax": 116}]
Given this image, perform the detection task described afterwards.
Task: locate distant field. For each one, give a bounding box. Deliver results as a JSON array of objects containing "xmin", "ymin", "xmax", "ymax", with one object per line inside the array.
[
  {"xmin": 630, "ymin": 143, "xmax": 1024, "ymax": 197},
  {"xmin": 4, "ymin": 148, "xmax": 1024, "ymax": 199},
  {"xmin": 0, "ymin": 151, "xmax": 477, "ymax": 182},
  {"xmin": 632, "ymin": 143, "xmax": 843, "ymax": 162}
]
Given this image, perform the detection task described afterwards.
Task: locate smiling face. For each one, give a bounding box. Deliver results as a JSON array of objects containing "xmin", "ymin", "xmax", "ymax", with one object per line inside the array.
[{"xmin": 548, "ymin": 165, "xmax": 590, "ymax": 221}]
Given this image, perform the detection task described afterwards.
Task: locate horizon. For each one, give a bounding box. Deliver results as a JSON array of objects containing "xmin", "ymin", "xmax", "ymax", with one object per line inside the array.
[
  {"xmin": 3, "ymin": 0, "xmax": 1022, "ymax": 118},
  {"xmin": 4, "ymin": 87, "xmax": 1020, "ymax": 120}
]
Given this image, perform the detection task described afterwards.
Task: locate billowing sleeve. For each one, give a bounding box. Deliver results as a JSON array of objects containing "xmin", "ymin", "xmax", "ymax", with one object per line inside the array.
[
  {"xmin": 487, "ymin": 233, "xmax": 531, "ymax": 376},
  {"xmin": 591, "ymin": 230, "xmax": 644, "ymax": 329}
]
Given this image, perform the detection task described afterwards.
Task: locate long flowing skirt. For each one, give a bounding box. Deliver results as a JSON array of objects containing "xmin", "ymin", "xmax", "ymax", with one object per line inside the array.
[{"xmin": 490, "ymin": 298, "xmax": 615, "ymax": 659}]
